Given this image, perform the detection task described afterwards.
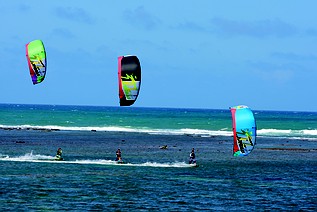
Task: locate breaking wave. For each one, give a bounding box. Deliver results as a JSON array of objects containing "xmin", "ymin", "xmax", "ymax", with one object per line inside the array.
[{"xmin": 0, "ymin": 124, "xmax": 316, "ymax": 139}]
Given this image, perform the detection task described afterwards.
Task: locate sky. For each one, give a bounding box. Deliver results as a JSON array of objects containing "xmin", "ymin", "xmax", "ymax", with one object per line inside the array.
[{"xmin": 1, "ymin": 1, "xmax": 317, "ymax": 112}]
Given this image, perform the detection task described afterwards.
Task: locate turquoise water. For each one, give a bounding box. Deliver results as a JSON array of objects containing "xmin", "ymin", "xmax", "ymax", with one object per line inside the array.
[
  {"xmin": 0, "ymin": 104, "xmax": 316, "ymax": 210},
  {"xmin": 1, "ymin": 104, "xmax": 316, "ymax": 138}
]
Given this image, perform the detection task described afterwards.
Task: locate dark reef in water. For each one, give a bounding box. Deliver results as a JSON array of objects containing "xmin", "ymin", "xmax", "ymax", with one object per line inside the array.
[
  {"xmin": 260, "ymin": 147, "xmax": 317, "ymax": 152},
  {"xmin": 0, "ymin": 126, "xmax": 60, "ymax": 132}
]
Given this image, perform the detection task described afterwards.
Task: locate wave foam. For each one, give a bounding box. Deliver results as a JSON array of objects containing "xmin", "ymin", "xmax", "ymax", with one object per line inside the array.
[
  {"xmin": 258, "ymin": 129, "xmax": 317, "ymax": 138},
  {"xmin": 0, "ymin": 124, "xmax": 231, "ymax": 137},
  {"xmin": 1, "ymin": 124, "xmax": 316, "ymax": 139}
]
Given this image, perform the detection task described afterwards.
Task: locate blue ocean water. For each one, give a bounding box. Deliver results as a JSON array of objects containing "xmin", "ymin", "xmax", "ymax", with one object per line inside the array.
[{"xmin": 0, "ymin": 104, "xmax": 316, "ymax": 211}]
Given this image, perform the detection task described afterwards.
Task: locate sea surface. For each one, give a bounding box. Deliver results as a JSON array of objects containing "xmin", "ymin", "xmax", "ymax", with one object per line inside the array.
[{"xmin": 0, "ymin": 104, "xmax": 316, "ymax": 211}]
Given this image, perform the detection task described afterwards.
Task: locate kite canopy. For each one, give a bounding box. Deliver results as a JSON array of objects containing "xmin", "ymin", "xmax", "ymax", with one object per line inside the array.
[
  {"xmin": 26, "ymin": 40, "xmax": 47, "ymax": 85},
  {"xmin": 230, "ymin": 105, "xmax": 257, "ymax": 156},
  {"xmin": 118, "ymin": 55, "xmax": 141, "ymax": 106}
]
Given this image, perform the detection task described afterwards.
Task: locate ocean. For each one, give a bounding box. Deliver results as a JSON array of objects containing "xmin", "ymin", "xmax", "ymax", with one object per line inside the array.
[{"xmin": 0, "ymin": 104, "xmax": 316, "ymax": 211}]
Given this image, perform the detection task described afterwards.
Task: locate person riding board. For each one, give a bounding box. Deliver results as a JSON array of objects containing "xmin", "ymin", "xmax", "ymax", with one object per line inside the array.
[
  {"xmin": 115, "ymin": 148, "xmax": 122, "ymax": 162},
  {"xmin": 55, "ymin": 148, "xmax": 63, "ymax": 161},
  {"xmin": 189, "ymin": 148, "xmax": 196, "ymax": 164}
]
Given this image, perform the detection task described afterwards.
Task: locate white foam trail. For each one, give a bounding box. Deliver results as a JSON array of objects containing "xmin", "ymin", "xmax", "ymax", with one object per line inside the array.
[
  {"xmin": 0, "ymin": 153, "xmax": 196, "ymax": 168},
  {"xmin": 0, "ymin": 151, "xmax": 55, "ymax": 161},
  {"xmin": 129, "ymin": 161, "xmax": 195, "ymax": 168}
]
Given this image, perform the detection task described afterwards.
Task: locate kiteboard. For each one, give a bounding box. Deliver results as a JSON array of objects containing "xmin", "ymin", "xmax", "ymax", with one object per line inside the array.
[
  {"xmin": 54, "ymin": 155, "xmax": 63, "ymax": 161},
  {"xmin": 116, "ymin": 160, "xmax": 124, "ymax": 164},
  {"xmin": 189, "ymin": 162, "xmax": 199, "ymax": 167}
]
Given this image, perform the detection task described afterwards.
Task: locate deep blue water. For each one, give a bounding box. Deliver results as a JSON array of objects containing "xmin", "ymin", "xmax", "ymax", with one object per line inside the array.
[{"xmin": 0, "ymin": 104, "xmax": 316, "ymax": 211}]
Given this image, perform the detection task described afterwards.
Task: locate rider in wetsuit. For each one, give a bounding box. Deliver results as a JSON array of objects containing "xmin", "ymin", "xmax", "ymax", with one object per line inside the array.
[
  {"xmin": 189, "ymin": 148, "xmax": 196, "ymax": 164},
  {"xmin": 56, "ymin": 148, "xmax": 63, "ymax": 160},
  {"xmin": 115, "ymin": 148, "xmax": 122, "ymax": 161}
]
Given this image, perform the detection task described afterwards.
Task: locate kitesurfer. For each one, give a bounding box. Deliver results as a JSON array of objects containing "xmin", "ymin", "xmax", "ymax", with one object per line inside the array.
[
  {"xmin": 189, "ymin": 148, "xmax": 196, "ymax": 164},
  {"xmin": 55, "ymin": 148, "xmax": 63, "ymax": 161},
  {"xmin": 115, "ymin": 148, "xmax": 122, "ymax": 161}
]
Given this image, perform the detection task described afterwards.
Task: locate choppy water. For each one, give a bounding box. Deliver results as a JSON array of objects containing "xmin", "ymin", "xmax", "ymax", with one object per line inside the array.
[{"xmin": 0, "ymin": 104, "xmax": 316, "ymax": 210}]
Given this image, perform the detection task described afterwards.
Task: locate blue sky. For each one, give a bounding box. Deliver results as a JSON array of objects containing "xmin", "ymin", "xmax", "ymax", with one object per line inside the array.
[{"xmin": 1, "ymin": 1, "xmax": 317, "ymax": 111}]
